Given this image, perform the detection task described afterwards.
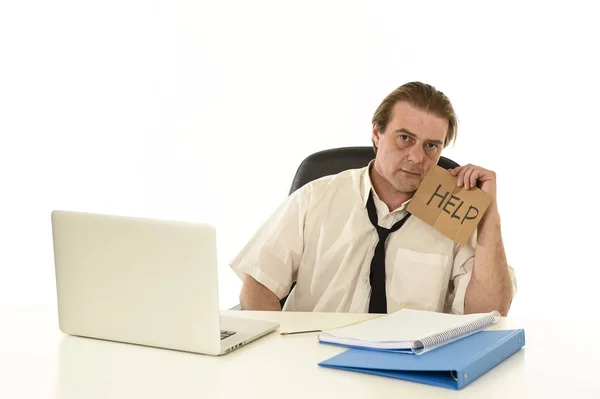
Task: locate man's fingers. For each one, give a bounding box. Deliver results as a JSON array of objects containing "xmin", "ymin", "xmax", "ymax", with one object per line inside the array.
[
  {"xmin": 470, "ymin": 170, "xmax": 480, "ymax": 190},
  {"xmin": 463, "ymin": 167, "xmax": 476, "ymax": 190},
  {"xmin": 456, "ymin": 164, "xmax": 471, "ymax": 187},
  {"xmin": 449, "ymin": 167, "xmax": 461, "ymax": 176},
  {"xmin": 452, "ymin": 164, "xmax": 495, "ymax": 191}
]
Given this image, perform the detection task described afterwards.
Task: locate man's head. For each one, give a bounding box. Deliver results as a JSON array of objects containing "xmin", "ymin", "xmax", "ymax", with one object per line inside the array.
[{"xmin": 371, "ymin": 82, "xmax": 457, "ymax": 194}]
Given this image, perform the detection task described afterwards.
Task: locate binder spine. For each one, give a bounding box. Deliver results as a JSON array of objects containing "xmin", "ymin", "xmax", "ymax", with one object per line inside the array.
[
  {"xmin": 458, "ymin": 329, "xmax": 525, "ymax": 389},
  {"xmin": 412, "ymin": 311, "xmax": 501, "ymax": 354}
]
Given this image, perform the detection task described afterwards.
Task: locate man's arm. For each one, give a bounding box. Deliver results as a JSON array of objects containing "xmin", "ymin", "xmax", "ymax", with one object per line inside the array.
[
  {"xmin": 464, "ymin": 208, "xmax": 512, "ymax": 315},
  {"xmin": 240, "ymin": 274, "xmax": 282, "ymax": 311},
  {"xmin": 231, "ymin": 185, "xmax": 312, "ymax": 312},
  {"xmin": 450, "ymin": 164, "xmax": 513, "ymax": 316}
]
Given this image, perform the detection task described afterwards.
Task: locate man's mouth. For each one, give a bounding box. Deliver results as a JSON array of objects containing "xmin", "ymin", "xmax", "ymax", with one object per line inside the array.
[{"xmin": 400, "ymin": 169, "xmax": 421, "ymax": 176}]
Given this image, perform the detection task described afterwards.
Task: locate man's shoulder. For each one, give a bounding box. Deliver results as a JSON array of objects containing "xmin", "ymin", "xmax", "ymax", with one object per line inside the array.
[{"xmin": 301, "ymin": 166, "xmax": 366, "ymax": 194}]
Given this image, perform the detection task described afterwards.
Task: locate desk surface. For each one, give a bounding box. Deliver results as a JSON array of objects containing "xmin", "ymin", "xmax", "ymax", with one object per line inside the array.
[{"xmin": 1, "ymin": 306, "xmax": 598, "ymax": 399}]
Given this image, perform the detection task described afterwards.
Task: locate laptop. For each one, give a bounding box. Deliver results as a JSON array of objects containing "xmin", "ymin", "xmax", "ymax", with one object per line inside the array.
[{"xmin": 50, "ymin": 210, "xmax": 279, "ymax": 355}]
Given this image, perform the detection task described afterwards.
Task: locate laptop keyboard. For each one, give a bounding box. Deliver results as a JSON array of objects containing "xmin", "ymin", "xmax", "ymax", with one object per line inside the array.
[{"xmin": 220, "ymin": 330, "xmax": 237, "ymax": 340}]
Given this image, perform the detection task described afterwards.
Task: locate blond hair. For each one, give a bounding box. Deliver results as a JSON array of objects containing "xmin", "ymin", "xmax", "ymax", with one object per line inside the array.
[{"xmin": 371, "ymin": 82, "xmax": 458, "ymax": 154}]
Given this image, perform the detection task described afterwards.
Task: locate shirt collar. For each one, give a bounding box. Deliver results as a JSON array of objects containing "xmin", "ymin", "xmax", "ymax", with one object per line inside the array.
[
  {"xmin": 361, "ymin": 161, "xmax": 375, "ymax": 207},
  {"xmin": 361, "ymin": 160, "xmax": 412, "ymax": 212}
]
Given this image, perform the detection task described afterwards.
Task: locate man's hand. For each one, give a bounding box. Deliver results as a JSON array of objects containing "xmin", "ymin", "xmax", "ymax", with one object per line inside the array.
[{"xmin": 449, "ymin": 164, "xmax": 498, "ymax": 213}]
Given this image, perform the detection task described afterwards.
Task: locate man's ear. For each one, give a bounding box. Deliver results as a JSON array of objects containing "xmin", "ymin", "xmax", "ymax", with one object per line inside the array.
[{"xmin": 372, "ymin": 124, "xmax": 381, "ymax": 148}]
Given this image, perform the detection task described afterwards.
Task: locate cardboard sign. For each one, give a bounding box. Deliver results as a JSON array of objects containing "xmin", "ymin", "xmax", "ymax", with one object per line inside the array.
[{"xmin": 407, "ymin": 165, "xmax": 492, "ymax": 246}]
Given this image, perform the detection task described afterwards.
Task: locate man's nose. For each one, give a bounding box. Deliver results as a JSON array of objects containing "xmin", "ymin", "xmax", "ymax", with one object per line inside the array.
[{"xmin": 407, "ymin": 144, "xmax": 424, "ymax": 164}]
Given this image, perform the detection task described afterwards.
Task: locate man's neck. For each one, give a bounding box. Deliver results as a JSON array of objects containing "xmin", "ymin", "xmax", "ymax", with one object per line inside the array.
[{"xmin": 369, "ymin": 164, "xmax": 414, "ymax": 212}]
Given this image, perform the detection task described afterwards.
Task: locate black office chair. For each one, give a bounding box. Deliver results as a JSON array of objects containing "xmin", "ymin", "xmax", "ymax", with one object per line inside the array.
[
  {"xmin": 274, "ymin": 146, "xmax": 459, "ymax": 308},
  {"xmin": 289, "ymin": 146, "xmax": 459, "ymax": 195}
]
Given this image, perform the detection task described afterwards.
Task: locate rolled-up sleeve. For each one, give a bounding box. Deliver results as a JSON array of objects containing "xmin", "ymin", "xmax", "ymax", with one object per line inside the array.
[
  {"xmin": 229, "ymin": 185, "xmax": 310, "ymax": 299},
  {"xmin": 447, "ymin": 232, "xmax": 517, "ymax": 315},
  {"xmin": 447, "ymin": 240, "xmax": 475, "ymax": 315}
]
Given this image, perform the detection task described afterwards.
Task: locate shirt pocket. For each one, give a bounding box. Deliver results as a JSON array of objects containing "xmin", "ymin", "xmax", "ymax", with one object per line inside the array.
[{"xmin": 389, "ymin": 248, "xmax": 449, "ymax": 312}]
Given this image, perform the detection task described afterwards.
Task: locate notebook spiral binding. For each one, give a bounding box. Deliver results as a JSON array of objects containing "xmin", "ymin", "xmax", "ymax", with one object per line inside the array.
[{"xmin": 412, "ymin": 311, "xmax": 502, "ymax": 354}]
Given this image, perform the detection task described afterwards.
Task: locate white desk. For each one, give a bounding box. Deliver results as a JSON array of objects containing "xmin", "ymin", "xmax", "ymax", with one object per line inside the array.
[{"xmin": 0, "ymin": 306, "xmax": 598, "ymax": 398}]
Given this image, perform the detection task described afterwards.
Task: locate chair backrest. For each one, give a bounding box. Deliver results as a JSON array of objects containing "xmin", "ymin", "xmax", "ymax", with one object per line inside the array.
[
  {"xmin": 279, "ymin": 146, "xmax": 460, "ymax": 308},
  {"xmin": 289, "ymin": 146, "xmax": 459, "ymax": 194}
]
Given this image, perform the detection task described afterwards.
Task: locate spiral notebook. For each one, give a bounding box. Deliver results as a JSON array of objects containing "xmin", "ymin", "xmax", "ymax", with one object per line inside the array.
[{"xmin": 317, "ymin": 309, "xmax": 501, "ymax": 354}]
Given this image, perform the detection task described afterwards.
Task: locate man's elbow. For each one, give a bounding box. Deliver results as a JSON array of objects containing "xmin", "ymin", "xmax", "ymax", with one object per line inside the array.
[
  {"xmin": 240, "ymin": 274, "xmax": 281, "ymax": 311},
  {"xmin": 464, "ymin": 301, "xmax": 510, "ymax": 317},
  {"xmin": 490, "ymin": 297, "xmax": 511, "ymax": 317},
  {"xmin": 464, "ymin": 283, "xmax": 513, "ymax": 316},
  {"xmin": 496, "ymin": 282, "xmax": 514, "ymax": 316}
]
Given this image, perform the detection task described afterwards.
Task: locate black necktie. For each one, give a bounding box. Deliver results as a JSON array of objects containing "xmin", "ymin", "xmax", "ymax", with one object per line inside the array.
[{"xmin": 366, "ymin": 190, "xmax": 411, "ymax": 313}]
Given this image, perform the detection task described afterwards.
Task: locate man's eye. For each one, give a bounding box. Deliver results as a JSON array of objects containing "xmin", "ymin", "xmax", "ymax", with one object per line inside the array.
[
  {"xmin": 426, "ymin": 143, "xmax": 438, "ymax": 151},
  {"xmin": 399, "ymin": 135, "xmax": 410, "ymax": 142}
]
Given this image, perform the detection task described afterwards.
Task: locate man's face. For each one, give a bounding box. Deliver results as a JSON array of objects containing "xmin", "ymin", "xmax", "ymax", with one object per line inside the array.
[{"xmin": 372, "ymin": 101, "xmax": 448, "ymax": 194}]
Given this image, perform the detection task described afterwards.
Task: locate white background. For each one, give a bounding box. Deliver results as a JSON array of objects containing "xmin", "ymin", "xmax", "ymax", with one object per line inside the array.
[{"xmin": 1, "ymin": 1, "xmax": 598, "ymax": 320}]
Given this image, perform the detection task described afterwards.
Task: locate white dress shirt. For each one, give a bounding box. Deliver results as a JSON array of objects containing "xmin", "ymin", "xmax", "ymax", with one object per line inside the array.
[{"xmin": 230, "ymin": 163, "xmax": 516, "ymax": 314}]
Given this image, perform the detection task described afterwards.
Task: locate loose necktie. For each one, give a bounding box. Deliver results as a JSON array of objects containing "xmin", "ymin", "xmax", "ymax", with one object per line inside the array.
[{"xmin": 366, "ymin": 190, "xmax": 411, "ymax": 313}]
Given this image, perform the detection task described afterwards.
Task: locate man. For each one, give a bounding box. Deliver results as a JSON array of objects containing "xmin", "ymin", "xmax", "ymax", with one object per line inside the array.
[{"xmin": 230, "ymin": 82, "xmax": 516, "ymax": 316}]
